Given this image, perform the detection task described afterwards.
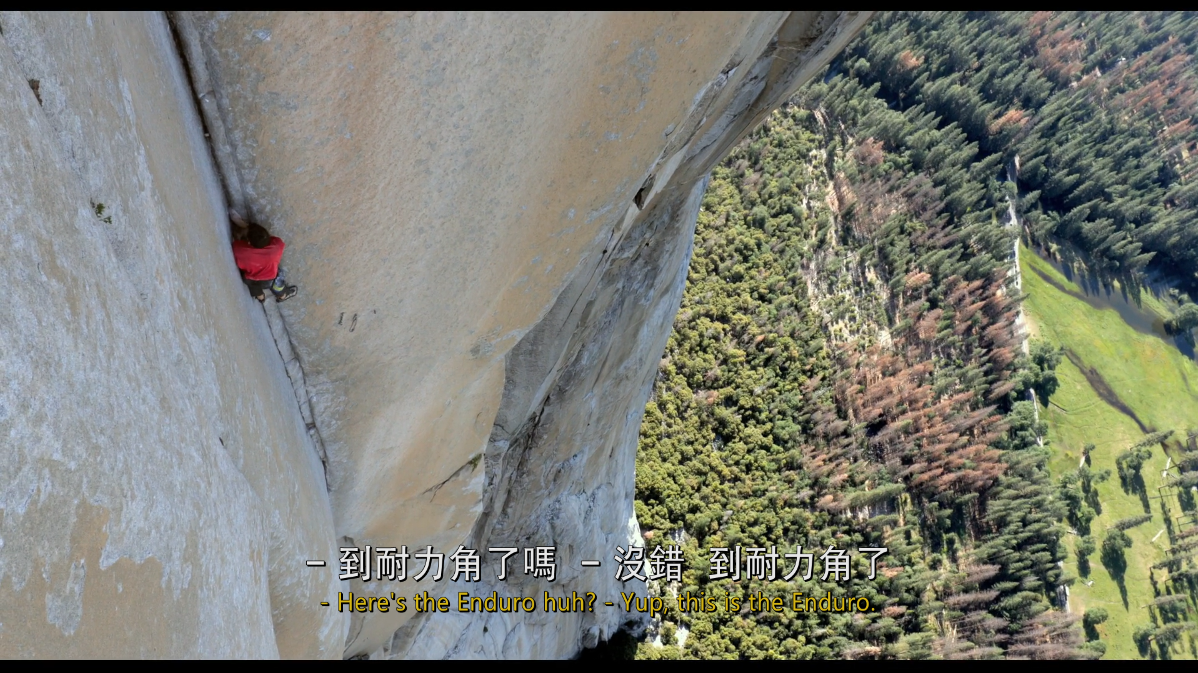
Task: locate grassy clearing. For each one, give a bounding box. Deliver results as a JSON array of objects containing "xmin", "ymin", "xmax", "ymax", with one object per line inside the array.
[{"xmin": 1021, "ymin": 244, "xmax": 1198, "ymax": 660}]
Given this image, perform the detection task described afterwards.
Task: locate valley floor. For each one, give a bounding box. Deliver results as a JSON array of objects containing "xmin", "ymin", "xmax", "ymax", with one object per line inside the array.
[{"xmin": 1021, "ymin": 244, "xmax": 1198, "ymax": 659}]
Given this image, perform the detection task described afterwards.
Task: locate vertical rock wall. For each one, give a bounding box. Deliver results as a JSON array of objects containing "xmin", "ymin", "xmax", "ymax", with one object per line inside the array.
[
  {"xmin": 0, "ymin": 12, "xmax": 342, "ymax": 658},
  {"xmin": 0, "ymin": 10, "xmax": 867, "ymax": 659},
  {"xmin": 177, "ymin": 11, "xmax": 869, "ymax": 658}
]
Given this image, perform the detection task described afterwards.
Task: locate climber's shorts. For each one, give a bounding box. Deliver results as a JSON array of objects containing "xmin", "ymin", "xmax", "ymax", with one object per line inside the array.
[{"xmin": 243, "ymin": 276, "xmax": 274, "ymax": 297}]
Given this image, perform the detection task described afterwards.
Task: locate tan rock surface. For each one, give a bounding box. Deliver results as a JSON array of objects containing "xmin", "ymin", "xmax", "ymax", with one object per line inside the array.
[
  {"xmin": 178, "ymin": 11, "xmax": 869, "ymax": 657},
  {"xmin": 0, "ymin": 10, "xmax": 867, "ymax": 658},
  {"xmin": 0, "ymin": 12, "xmax": 342, "ymax": 658}
]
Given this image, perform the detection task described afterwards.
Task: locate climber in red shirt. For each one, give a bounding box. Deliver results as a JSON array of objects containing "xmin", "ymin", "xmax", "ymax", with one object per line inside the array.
[{"xmin": 231, "ymin": 212, "xmax": 298, "ymax": 302}]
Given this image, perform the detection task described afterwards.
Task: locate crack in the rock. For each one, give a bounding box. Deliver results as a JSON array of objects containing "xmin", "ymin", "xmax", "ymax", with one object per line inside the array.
[{"xmin": 167, "ymin": 12, "xmax": 331, "ymax": 487}]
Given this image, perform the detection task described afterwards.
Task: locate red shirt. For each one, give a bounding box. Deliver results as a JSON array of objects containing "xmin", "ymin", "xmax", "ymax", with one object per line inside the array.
[{"xmin": 233, "ymin": 237, "xmax": 285, "ymax": 280}]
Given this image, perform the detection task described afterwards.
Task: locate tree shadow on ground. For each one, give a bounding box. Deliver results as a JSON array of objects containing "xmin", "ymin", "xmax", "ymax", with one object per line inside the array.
[{"xmin": 1101, "ymin": 543, "xmax": 1130, "ymax": 609}]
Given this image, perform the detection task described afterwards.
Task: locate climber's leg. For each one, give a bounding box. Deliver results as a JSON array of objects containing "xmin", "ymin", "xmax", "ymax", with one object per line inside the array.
[
  {"xmin": 270, "ymin": 267, "xmax": 286, "ymax": 294},
  {"xmin": 243, "ymin": 277, "xmax": 271, "ymax": 302},
  {"xmin": 269, "ymin": 267, "xmax": 297, "ymax": 302}
]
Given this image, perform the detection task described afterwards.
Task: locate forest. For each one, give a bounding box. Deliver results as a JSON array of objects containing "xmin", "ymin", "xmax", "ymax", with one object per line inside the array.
[
  {"xmin": 628, "ymin": 11, "xmax": 1198, "ymax": 659},
  {"xmin": 844, "ymin": 12, "xmax": 1198, "ymax": 303}
]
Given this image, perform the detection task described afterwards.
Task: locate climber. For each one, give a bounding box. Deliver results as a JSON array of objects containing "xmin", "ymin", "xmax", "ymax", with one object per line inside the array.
[{"xmin": 230, "ymin": 211, "xmax": 298, "ymax": 302}]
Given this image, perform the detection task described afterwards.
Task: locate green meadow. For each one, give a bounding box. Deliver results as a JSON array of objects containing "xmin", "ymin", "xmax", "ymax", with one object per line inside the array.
[{"xmin": 1020, "ymin": 244, "xmax": 1198, "ymax": 659}]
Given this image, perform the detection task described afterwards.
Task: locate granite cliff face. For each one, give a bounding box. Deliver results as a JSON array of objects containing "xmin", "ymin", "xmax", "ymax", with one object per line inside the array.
[
  {"xmin": 0, "ymin": 12, "xmax": 342, "ymax": 657},
  {"xmin": 0, "ymin": 11, "xmax": 866, "ymax": 658}
]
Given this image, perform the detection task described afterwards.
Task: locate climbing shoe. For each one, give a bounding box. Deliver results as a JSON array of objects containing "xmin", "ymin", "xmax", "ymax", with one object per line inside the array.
[{"xmin": 274, "ymin": 285, "xmax": 298, "ymax": 302}]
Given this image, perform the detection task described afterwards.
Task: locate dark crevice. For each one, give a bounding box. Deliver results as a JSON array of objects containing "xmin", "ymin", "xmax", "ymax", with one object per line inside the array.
[{"xmin": 633, "ymin": 173, "xmax": 654, "ymax": 210}]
